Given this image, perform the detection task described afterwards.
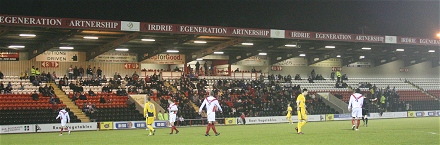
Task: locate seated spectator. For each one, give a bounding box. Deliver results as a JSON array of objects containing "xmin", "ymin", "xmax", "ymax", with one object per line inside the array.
[
  {"xmin": 99, "ymin": 96, "xmax": 106, "ymax": 103},
  {"xmin": 308, "ymin": 76, "xmax": 314, "ymax": 83},
  {"xmin": 71, "ymin": 92, "xmax": 79, "ymax": 102},
  {"xmin": 18, "ymin": 82, "xmax": 24, "ymax": 90},
  {"xmin": 4, "ymin": 86, "xmax": 12, "ymax": 94},
  {"xmin": 31, "ymin": 91, "xmax": 39, "ymax": 101},
  {"xmin": 79, "ymin": 92, "xmax": 87, "ymax": 100},
  {"xmin": 20, "ymin": 71, "xmax": 26, "ymax": 80},
  {"xmin": 86, "ymin": 102, "xmax": 96, "ymax": 113},
  {"xmin": 101, "ymin": 85, "xmax": 109, "ymax": 93},
  {"xmin": 32, "ymin": 79, "xmax": 40, "ymax": 86},
  {"xmin": 234, "ymin": 68, "xmax": 240, "ymax": 72},
  {"xmin": 52, "ymin": 71, "xmax": 58, "ymax": 80},
  {"xmin": 342, "ymin": 74, "xmax": 348, "ymax": 80},
  {"xmin": 81, "ymin": 103, "xmax": 88, "ymax": 112},
  {"xmin": 0, "ymin": 82, "xmax": 4, "ymax": 93},
  {"xmin": 0, "ymin": 71, "xmax": 3, "ymax": 79},
  {"xmin": 88, "ymin": 89, "xmax": 96, "ymax": 96}
]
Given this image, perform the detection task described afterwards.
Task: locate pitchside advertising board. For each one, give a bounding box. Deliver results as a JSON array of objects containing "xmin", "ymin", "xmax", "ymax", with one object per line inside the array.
[
  {"xmin": 0, "ymin": 124, "xmax": 35, "ymax": 134},
  {"xmin": 226, "ymin": 115, "xmax": 325, "ymax": 125},
  {"xmin": 407, "ymin": 110, "xmax": 440, "ymax": 118},
  {"xmin": 112, "ymin": 121, "xmax": 168, "ymax": 129},
  {"xmin": 35, "ymin": 122, "xmax": 97, "ymax": 132},
  {"xmin": 36, "ymin": 51, "xmax": 79, "ymax": 62}
]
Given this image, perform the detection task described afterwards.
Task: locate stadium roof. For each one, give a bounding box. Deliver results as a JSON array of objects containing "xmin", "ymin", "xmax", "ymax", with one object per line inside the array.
[{"xmin": 0, "ymin": 14, "xmax": 439, "ymax": 67}]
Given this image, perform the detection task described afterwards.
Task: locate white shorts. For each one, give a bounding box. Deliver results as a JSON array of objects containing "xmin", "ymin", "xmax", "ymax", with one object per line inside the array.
[
  {"xmin": 61, "ymin": 119, "xmax": 67, "ymax": 126},
  {"xmin": 207, "ymin": 112, "xmax": 216, "ymax": 122},
  {"xmin": 351, "ymin": 108, "xmax": 362, "ymax": 118},
  {"xmin": 169, "ymin": 114, "xmax": 177, "ymax": 123}
]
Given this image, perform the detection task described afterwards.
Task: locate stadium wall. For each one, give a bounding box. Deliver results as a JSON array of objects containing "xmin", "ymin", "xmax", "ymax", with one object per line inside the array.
[
  {"xmin": 0, "ymin": 52, "xmax": 438, "ymax": 78},
  {"xmin": 269, "ymin": 61, "xmax": 439, "ymax": 78},
  {"xmin": 0, "ymin": 52, "xmax": 141, "ymax": 78}
]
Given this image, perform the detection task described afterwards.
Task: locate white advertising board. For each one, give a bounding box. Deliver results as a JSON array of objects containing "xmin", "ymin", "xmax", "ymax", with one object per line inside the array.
[
  {"xmin": 35, "ymin": 122, "xmax": 97, "ymax": 132},
  {"xmin": 90, "ymin": 52, "xmax": 137, "ymax": 63},
  {"xmin": 234, "ymin": 56, "xmax": 268, "ymax": 66},
  {"xmin": 0, "ymin": 124, "xmax": 35, "ymax": 134},
  {"xmin": 239, "ymin": 115, "xmax": 325, "ymax": 125},
  {"xmin": 274, "ymin": 57, "xmax": 308, "ymax": 66}
]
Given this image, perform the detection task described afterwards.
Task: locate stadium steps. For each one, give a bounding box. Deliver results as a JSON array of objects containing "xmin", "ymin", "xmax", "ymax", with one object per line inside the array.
[
  {"xmin": 164, "ymin": 81, "xmax": 201, "ymax": 113},
  {"xmin": 406, "ymin": 81, "xmax": 439, "ymax": 101},
  {"xmin": 49, "ymin": 83, "xmax": 90, "ymax": 122}
]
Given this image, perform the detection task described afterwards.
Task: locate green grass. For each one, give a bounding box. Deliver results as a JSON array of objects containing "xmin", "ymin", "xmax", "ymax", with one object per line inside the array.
[{"xmin": 1, "ymin": 117, "xmax": 439, "ymax": 145}]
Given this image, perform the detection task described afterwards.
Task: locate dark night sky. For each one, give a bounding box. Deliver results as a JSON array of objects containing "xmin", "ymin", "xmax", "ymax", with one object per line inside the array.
[{"xmin": 0, "ymin": 0, "xmax": 439, "ymax": 38}]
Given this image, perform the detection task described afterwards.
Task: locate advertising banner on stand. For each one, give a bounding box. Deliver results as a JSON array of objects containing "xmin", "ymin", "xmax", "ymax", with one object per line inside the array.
[
  {"xmin": 0, "ymin": 124, "xmax": 35, "ymax": 134},
  {"xmin": 36, "ymin": 122, "xmax": 97, "ymax": 132},
  {"xmin": 36, "ymin": 51, "xmax": 78, "ymax": 62}
]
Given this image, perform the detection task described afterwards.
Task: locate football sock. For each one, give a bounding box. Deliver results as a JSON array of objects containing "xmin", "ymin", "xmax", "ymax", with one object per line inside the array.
[
  {"xmin": 174, "ymin": 126, "xmax": 179, "ymax": 132},
  {"xmin": 206, "ymin": 123, "xmax": 211, "ymax": 134},
  {"xmin": 147, "ymin": 125, "xmax": 154, "ymax": 134},
  {"xmin": 356, "ymin": 120, "xmax": 360, "ymax": 129},
  {"xmin": 362, "ymin": 117, "xmax": 365, "ymax": 122},
  {"xmin": 60, "ymin": 128, "xmax": 63, "ymax": 134},
  {"xmin": 170, "ymin": 126, "xmax": 174, "ymax": 133},
  {"xmin": 351, "ymin": 118, "xmax": 355, "ymax": 125},
  {"xmin": 365, "ymin": 118, "xmax": 368, "ymax": 125},
  {"xmin": 211, "ymin": 124, "xmax": 217, "ymax": 134},
  {"xmin": 297, "ymin": 122, "xmax": 301, "ymax": 133}
]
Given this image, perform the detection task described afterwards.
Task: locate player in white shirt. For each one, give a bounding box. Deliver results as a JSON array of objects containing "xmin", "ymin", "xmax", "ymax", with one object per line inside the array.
[
  {"xmin": 199, "ymin": 93, "xmax": 223, "ymax": 136},
  {"xmin": 348, "ymin": 88, "xmax": 364, "ymax": 131},
  {"xmin": 168, "ymin": 99, "xmax": 179, "ymax": 134},
  {"xmin": 55, "ymin": 107, "xmax": 71, "ymax": 136}
]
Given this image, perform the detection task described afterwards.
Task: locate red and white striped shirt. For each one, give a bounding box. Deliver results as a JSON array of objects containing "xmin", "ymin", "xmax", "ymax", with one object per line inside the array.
[
  {"xmin": 348, "ymin": 93, "xmax": 364, "ymax": 109},
  {"xmin": 199, "ymin": 96, "xmax": 222, "ymax": 114},
  {"xmin": 56, "ymin": 109, "xmax": 70, "ymax": 121}
]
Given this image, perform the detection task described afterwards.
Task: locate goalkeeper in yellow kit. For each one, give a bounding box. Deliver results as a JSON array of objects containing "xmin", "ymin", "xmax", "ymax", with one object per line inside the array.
[
  {"xmin": 144, "ymin": 97, "xmax": 156, "ymax": 136},
  {"xmin": 286, "ymin": 103, "xmax": 293, "ymax": 124},
  {"xmin": 295, "ymin": 89, "xmax": 308, "ymax": 134}
]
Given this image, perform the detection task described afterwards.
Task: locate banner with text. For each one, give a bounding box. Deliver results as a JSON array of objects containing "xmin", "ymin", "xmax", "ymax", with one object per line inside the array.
[
  {"xmin": 0, "ymin": 124, "xmax": 35, "ymax": 134},
  {"xmin": 36, "ymin": 122, "xmax": 97, "ymax": 132},
  {"xmin": 234, "ymin": 56, "xmax": 268, "ymax": 66},
  {"xmin": 310, "ymin": 58, "xmax": 341, "ymax": 67},
  {"xmin": 142, "ymin": 54, "xmax": 185, "ymax": 64},
  {"xmin": 347, "ymin": 61, "xmax": 371, "ymax": 68},
  {"xmin": 273, "ymin": 57, "xmax": 308, "ymax": 66},
  {"xmin": 90, "ymin": 52, "xmax": 137, "ymax": 63},
  {"xmin": 239, "ymin": 115, "xmax": 324, "ymax": 125},
  {"xmin": 0, "ymin": 14, "xmax": 438, "ymax": 46},
  {"xmin": 0, "ymin": 50, "xmax": 19, "ymax": 61},
  {"xmin": 36, "ymin": 51, "xmax": 78, "ymax": 62}
]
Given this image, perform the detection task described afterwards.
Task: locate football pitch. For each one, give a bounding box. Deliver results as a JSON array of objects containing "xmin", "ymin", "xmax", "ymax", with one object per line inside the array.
[{"xmin": 1, "ymin": 117, "xmax": 439, "ymax": 145}]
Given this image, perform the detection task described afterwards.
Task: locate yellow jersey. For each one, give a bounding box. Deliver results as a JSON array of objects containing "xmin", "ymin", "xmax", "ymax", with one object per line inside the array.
[
  {"xmin": 144, "ymin": 102, "xmax": 156, "ymax": 118},
  {"xmin": 296, "ymin": 94, "xmax": 306, "ymax": 108},
  {"xmin": 287, "ymin": 107, "xmax": 292, "ymax": 115}
]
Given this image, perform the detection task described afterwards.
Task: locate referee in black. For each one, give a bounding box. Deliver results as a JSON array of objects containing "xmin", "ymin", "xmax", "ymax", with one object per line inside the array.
[{"xmin": 362, "ymin": 96, "xmax": 377, "ymax": 127}]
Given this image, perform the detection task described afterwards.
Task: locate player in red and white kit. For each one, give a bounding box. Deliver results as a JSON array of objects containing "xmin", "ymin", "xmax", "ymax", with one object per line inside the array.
[
  {"xmin": 348, "ymin": 88, "xmax": 364, "ymax": 131},
  {"xmin": 199, "ymin": 93, "xmax": 223, "ymax": 136},
  {"xmin": 168, "ymin": 99, "xmax": 179, "ymax": 134},
  {"xmin": 55, "ymin": 107, "xmax": 71, "ymax": 136}
]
